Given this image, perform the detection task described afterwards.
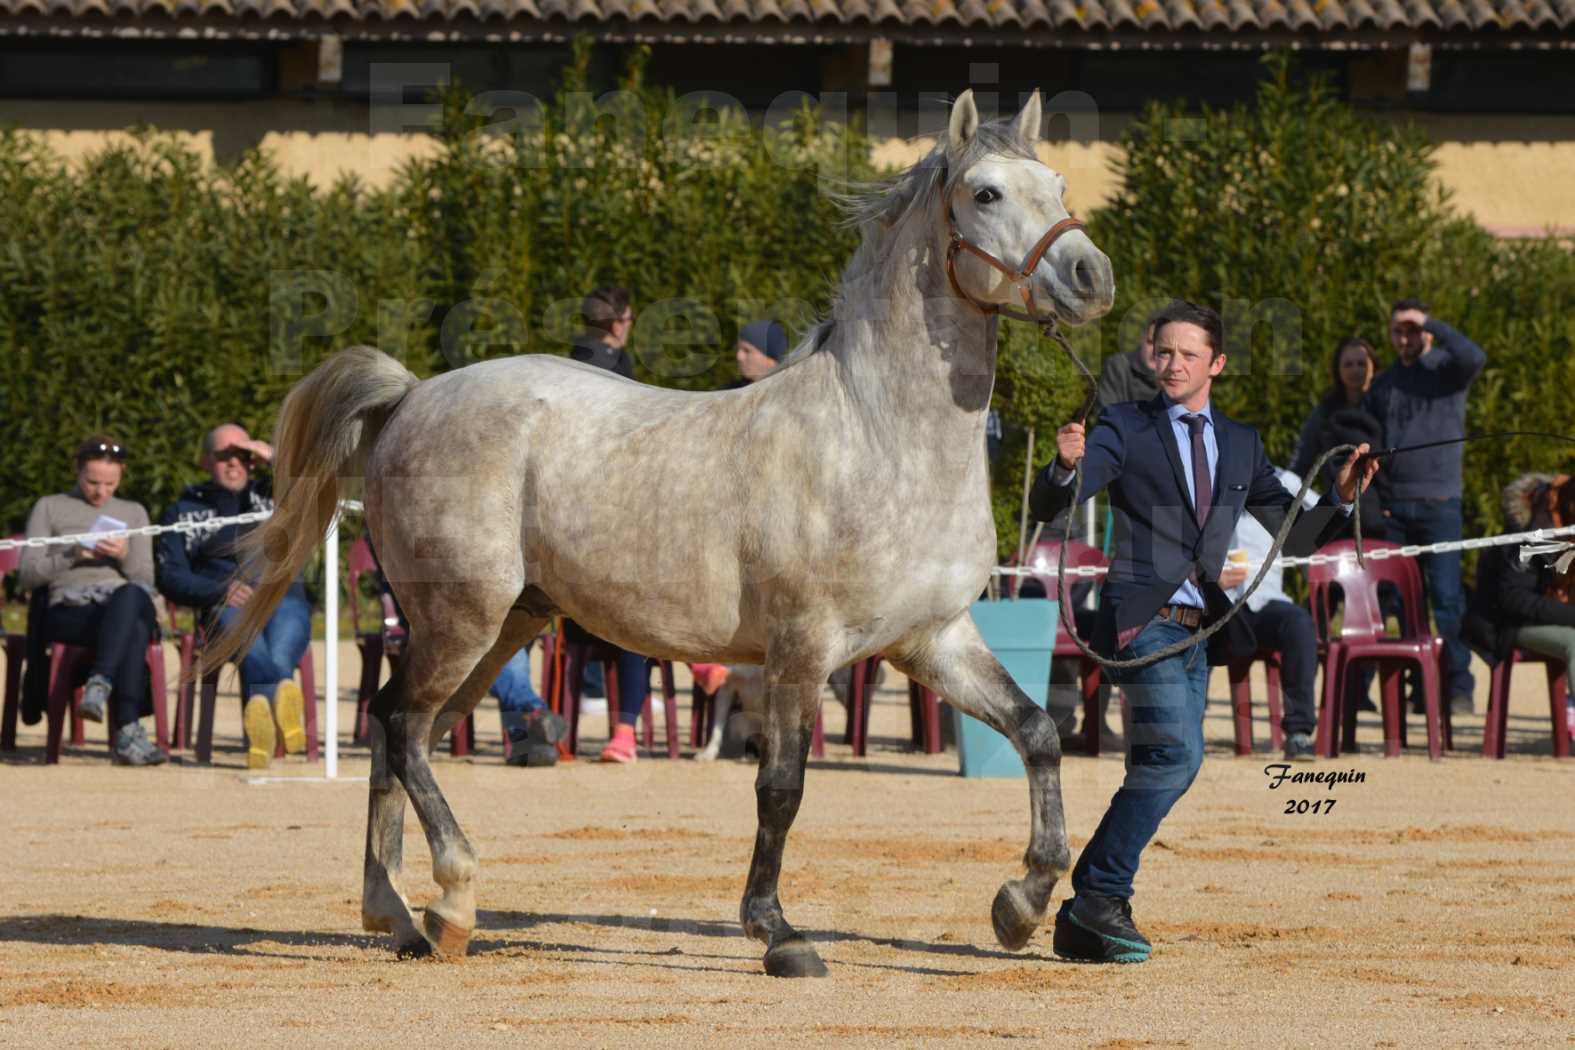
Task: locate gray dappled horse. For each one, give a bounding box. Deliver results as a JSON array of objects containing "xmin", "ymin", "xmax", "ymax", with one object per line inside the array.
[{"xmin": 208, "ymin": 90, "xmax": 1115, "ymax": 977}]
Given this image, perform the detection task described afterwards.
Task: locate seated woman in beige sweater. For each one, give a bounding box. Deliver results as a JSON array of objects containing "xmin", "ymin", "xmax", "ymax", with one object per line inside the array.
[{"xmin": 19, "ymin": 434, "xmax": 166, "ymax": 766}]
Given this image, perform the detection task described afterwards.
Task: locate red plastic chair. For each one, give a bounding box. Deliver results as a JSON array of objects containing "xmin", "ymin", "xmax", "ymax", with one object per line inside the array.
[
  {"xmin": 1482, "ymin": 647, "xmax": 1571, "ymax": 759},
  {"xmin": 845, "ymin": 653, "xmax": 937, "ymax": 758},
  {"xmin": 541, "ymin": 622, "xmax": 681, "ymax": 760},
  {"xmin": 1010, "ymin": 539, "xmax": 1119, "ymax": 757},
  {"xmin": 1226, "ymin": 648, "xmax": 1285, "ymax": 756},
  {"xmin": 1309, "ymin": 540, "xmax": 1445, "ymax": 760},
  {"xmin": 0, "ymin": 538, "xmax": 26, "ymax": 751},
  {"xmin": 23, "ymin": 582, "xmax": 169, "ymax": 765},
  {"xmin": 168, "ymin": 603, "xmax": 318, "ymax": 765},
  {"xmin": 42, "ymin": 637, "xmax": 169, "ymax": 764}
]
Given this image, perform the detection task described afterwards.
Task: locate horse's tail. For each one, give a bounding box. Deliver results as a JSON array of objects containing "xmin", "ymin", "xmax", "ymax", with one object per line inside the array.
[{"xmin": 199, "ymin": 346, "xmax": 418, "ymax": 676}]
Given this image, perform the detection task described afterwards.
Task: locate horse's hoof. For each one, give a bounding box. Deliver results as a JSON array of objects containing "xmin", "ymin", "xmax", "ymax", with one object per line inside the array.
[
  {"xmin": 992, "ymin": 880, "xmax": 1044, "ymax": 952},
  {"xmin": 362, "ymin": 911, "xmax": 392, "ymax": 934},
  {"xmin": 395, "ymin": 937, "xmax": 433, "ymax": 960},
  {"xmin": 423, "ymin": 910, "xmax": 472, "ymax": 959},
  {"xmin": 764, "ymin": 938, "xmax": 829, "ymax": 978}
]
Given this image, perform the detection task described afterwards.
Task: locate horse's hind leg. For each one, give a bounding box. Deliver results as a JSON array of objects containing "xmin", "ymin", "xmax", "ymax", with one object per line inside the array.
[
  {"xmin": 740, "ymin": 651, "xmax": 830, "ymax": 978},
  {"xmin": 888, "ymin": 613, "xmax": 1070, "ymax": 951},
  {"xmin": 389, "ymin": 610, "xmax": 545, "ymax": 957},
  {"xmin": 362, "ymin": 660, "xmax": 425, "ymax": 956}
]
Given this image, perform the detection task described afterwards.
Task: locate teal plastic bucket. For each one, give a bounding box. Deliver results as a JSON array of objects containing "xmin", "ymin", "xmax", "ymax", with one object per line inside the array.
[{"xmin": 954, "ymin": 598, "xmax": 1059, "ymax": 778}]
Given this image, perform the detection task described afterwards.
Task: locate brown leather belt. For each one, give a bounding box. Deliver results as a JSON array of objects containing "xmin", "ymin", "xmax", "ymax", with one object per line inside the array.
[{"xmin": 1156, "ymin": 604, "xmax": 1204, "ymax": 629}]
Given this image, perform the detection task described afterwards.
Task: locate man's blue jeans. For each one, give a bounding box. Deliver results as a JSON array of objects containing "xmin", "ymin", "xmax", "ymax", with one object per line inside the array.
[
  {"xmin": 1071, "ymin": 617, "xmax": 1208, "ymax": 900},
  {"xmin": 490, "ymin": 646, "xmax": 546, "ymax": 714},
  {"xmin": 1385, "ymin": 498, "xmax": 1473, "ymax": 699},
  {"xmin": 215, "ymin": 585, "xmax": 311, "ymax": 704}
]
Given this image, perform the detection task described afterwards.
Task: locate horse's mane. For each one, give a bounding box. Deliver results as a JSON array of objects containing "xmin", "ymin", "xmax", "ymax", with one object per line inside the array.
[
  {"xmin": 834, "ymin": 118, "xmax": 1036, "ymax": 234},
  {"xmin": 776, "ymin": 116, "xmax": 1036, "ymax": 365}
]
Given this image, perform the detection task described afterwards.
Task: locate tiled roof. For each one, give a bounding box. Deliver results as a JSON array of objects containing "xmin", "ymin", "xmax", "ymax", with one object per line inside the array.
[{"xmin": 3, "ymin": 0, "xmax": 1571, "ymax": 31}]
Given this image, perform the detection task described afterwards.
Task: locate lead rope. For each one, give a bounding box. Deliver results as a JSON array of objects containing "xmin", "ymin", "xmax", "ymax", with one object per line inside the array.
[{"xmin": 1039, "ymin": 318, "xmax": 1365, "ymax": 671}]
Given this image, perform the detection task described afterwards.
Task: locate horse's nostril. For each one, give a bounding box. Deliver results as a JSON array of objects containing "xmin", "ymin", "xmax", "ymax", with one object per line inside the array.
[{"xmin": 1072, "ymin": 258, "xmax": 1095, "ymax": 295}]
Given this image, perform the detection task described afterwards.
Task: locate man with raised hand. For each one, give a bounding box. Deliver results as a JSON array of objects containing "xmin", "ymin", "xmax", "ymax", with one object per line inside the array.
[
  {"xmin": 156, "ymin": 423, "xmax": 312, "ymax": 769},
  {"xmin": 1364, "ymin": 298, "xmax": 1487, "ymax": 714},
  {"xmin": 1030, "ymin": 299, "xmax": 1378, "ymax": 963}
]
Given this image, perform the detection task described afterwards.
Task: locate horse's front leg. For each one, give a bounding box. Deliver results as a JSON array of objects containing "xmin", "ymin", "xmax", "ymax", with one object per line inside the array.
[
  {"xmin": 890, "ymin": 612, "xmax": 1071, "ymax": 951},
  {"xmin": 739, "ymin": 661, "xmax": 827, "ymax": 978}
]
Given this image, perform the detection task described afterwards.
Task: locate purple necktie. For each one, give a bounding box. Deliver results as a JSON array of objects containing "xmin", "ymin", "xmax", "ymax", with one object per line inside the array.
[
  {"xmin": 1183, "ymin": 413, "xmax": 1211, "ymax": 595},
  {"xmin": 1183, "ymin": 413, "xmax": 1211, "ymax": 524}
]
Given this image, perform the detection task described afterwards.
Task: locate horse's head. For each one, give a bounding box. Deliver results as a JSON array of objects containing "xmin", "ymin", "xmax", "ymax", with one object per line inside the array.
[{"xmin": 942, "ymin": 90, "xmax": 1115, "ymax": 326}]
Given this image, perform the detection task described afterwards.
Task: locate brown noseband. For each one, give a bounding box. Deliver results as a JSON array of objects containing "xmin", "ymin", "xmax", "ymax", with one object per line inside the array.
[{"xmin": 945, "ymin": 208, "xmax": 1086, "ymax": 323}]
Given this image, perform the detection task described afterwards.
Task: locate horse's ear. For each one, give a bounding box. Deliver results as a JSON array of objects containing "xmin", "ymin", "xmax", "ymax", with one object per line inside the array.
[
  {"xmin": 1014, "ymin": 90, "xmax": 1043, "ymax": 149},
  {"xmin": 948, "ymin": 90, "xmax": 979, "ymax": 155}
]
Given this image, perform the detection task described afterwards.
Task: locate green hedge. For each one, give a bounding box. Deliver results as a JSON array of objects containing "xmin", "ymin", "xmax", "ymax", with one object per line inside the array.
[{"xmin": 3, "ymin": 49, "xmax": 1572, "ymax": 572}]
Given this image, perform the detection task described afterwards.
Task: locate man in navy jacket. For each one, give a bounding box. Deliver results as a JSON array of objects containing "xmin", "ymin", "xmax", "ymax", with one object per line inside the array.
[
  {"xmin": 1030, "ymin": 300, "xmax": 1378, "ymax": 964},
  {"xmin": 156, "ymin": 423, "xmax": 312, "ymax": 768}
]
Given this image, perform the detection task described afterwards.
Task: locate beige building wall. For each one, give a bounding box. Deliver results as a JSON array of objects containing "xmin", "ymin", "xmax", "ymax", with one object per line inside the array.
[{"xmin": 4, "ymin": 99, "xmax": 1572, "ymax": 234}]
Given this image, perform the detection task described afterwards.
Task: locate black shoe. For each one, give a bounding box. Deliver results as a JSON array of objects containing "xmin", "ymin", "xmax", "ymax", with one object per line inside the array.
[
  {"xmin": 1355, "ymin": 696, "xmax": 1378, "ymax": 714},
  {"xmin": 1283, "ymin": 732, "xmax": 1317, "ymax": 762},
  {"xmin": 1052, "ymin": 894, "xmax": 1151, "ymax": 964},
  {"xmin": 506, "ymin": 709, "xmax": 567, "ymax": 768}
]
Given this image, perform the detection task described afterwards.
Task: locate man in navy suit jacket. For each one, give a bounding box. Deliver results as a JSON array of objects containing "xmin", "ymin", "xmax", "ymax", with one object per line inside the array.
[{"xmin": 1030, "ymin": 299, "xmax": 1379, "ymax": 964}]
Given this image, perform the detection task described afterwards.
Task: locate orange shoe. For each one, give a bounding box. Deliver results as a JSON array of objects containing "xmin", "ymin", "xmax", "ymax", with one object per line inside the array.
[
  {"xmin": 692, "ymin": 663, "xmax": 730, "ymax": 695},
  {"xmin": 599, "ymin": 724, "xmax": 638, "ymax": 764}
]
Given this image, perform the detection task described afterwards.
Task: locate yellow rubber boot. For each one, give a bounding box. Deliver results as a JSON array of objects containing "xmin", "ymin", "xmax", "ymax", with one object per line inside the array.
[
  {"xmin": 274, "ymin": 680, "xmax": 307, "ymax": 754},
  {"xmin": 244, "ymin": 694, "xmax": 276, "ymax": 770}
]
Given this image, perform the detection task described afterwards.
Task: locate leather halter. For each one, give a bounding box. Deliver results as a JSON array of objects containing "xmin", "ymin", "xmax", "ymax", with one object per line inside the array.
[{"xmin": 945, "ymin": 207, "xmax": 1087, "ymax": 324}]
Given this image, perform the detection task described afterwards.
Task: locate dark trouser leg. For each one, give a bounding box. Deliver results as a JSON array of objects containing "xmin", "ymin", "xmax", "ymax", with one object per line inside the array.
[
  {"xmin": 1413, "ymin": 499, "xmax": 1472, "ymax": 699},
  {"xmin": 1248, "ymin": 600, "xmax": 1319, "ymax": 737},
  {"xmin": 1072, "ymin": 618, "xmax": 1208, "ymax": 900},
  {"xmin": 614, "ymin": 647, "xmax": 650, "ymax": 726},
  {"xmin": 47, "ymin": 586, "xmax": 154, "ymax": 725}
]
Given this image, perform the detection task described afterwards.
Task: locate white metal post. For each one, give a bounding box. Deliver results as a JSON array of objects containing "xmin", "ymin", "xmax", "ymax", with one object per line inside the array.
[{"xmin": 324, "ymin": 519, "xmax": 339, "ymax": 779}]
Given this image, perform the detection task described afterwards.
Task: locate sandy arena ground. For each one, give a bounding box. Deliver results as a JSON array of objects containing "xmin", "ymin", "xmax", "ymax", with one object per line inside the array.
[{"xmin": 3, "ymin": 643, "xmax": 1573, "ymax": 1049}]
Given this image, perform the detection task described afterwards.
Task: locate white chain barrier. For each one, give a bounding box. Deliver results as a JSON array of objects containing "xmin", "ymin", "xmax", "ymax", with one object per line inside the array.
[
  {"xmin": 0, "ymin": 502, "xmax": 368, "ymax": 552},
  {"xmin": 992, "ymin": 522, "xmax": 1575, "ymax": 579},
  {"xmin": 7, "ymin": 504, "xmax": 1574, "ymax": 573}
]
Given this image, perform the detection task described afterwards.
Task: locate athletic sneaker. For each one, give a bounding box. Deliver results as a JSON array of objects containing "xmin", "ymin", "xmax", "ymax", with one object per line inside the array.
[
  {"xmin": 1283, "ymin": 732, "xmax": 1317, "ymax": 762},
  {"xmin": 79, "ymin": 673, "xmax": 112, "ymax": 723},
  {"xmin": 691, "ymin": 663, "xmax": 730, "ymax": 695},
  {"xmin": 1052, "ymin": 894, "xmax": 1151, "ymax": 964},
  {"xmin": 244, "ymin": 694, "xmax": 276, "ymax": 770},
  {"xmin": 505, "ymin": 709, "xmax": 568, "ymax": 768},
  {"xmin": 599, "ymin": 723, "xmax": 637, "ymax": 764},
  {"xmin": 274, "ymin": 680, "xmax": 307, "ymax": 754},
  {"xmin": 112, "ymin": 722, "xmax": 167, "ymax": 766}
]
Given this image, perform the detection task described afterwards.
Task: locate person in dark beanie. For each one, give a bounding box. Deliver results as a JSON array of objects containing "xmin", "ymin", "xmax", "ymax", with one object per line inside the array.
[{"xmin": 732, "ymin": 318, "xmax": 788, "ymax": 386}]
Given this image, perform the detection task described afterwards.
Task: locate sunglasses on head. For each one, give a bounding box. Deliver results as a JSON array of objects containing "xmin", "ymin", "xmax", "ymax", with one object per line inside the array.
[
  {"xmin": 86, "ymin": 442, "xmax": 128, "ymax": 461},
  {"xmin": 214, "ymin": 446, "xmax": 254, "ymax": 465}
]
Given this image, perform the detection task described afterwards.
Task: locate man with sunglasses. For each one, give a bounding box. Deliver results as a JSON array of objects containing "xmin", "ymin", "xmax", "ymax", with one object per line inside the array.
[{"xmin": 155, "ymin": 423, "xmax": 313, "ymax": 769}]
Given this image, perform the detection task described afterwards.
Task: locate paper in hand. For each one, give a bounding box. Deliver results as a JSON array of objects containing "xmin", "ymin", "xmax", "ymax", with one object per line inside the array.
[{"xmin": 79, "ymin": 514, "xmax": 128, "ymax": 549}]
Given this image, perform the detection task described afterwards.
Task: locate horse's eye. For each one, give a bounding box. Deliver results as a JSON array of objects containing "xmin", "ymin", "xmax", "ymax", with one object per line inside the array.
[{"xmin": 973, "ymin": 187, "xmax": 1000, "ymax": 205}]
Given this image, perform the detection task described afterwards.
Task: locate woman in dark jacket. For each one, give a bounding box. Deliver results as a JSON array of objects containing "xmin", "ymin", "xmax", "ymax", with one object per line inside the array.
[
  {"xmin": 1290, "ymin": 336, "xmax": 1381, "ymax": 479},
  {"xmin": 1465, "ymin": 474, "xmax": 1575, "ymax": 735}
]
